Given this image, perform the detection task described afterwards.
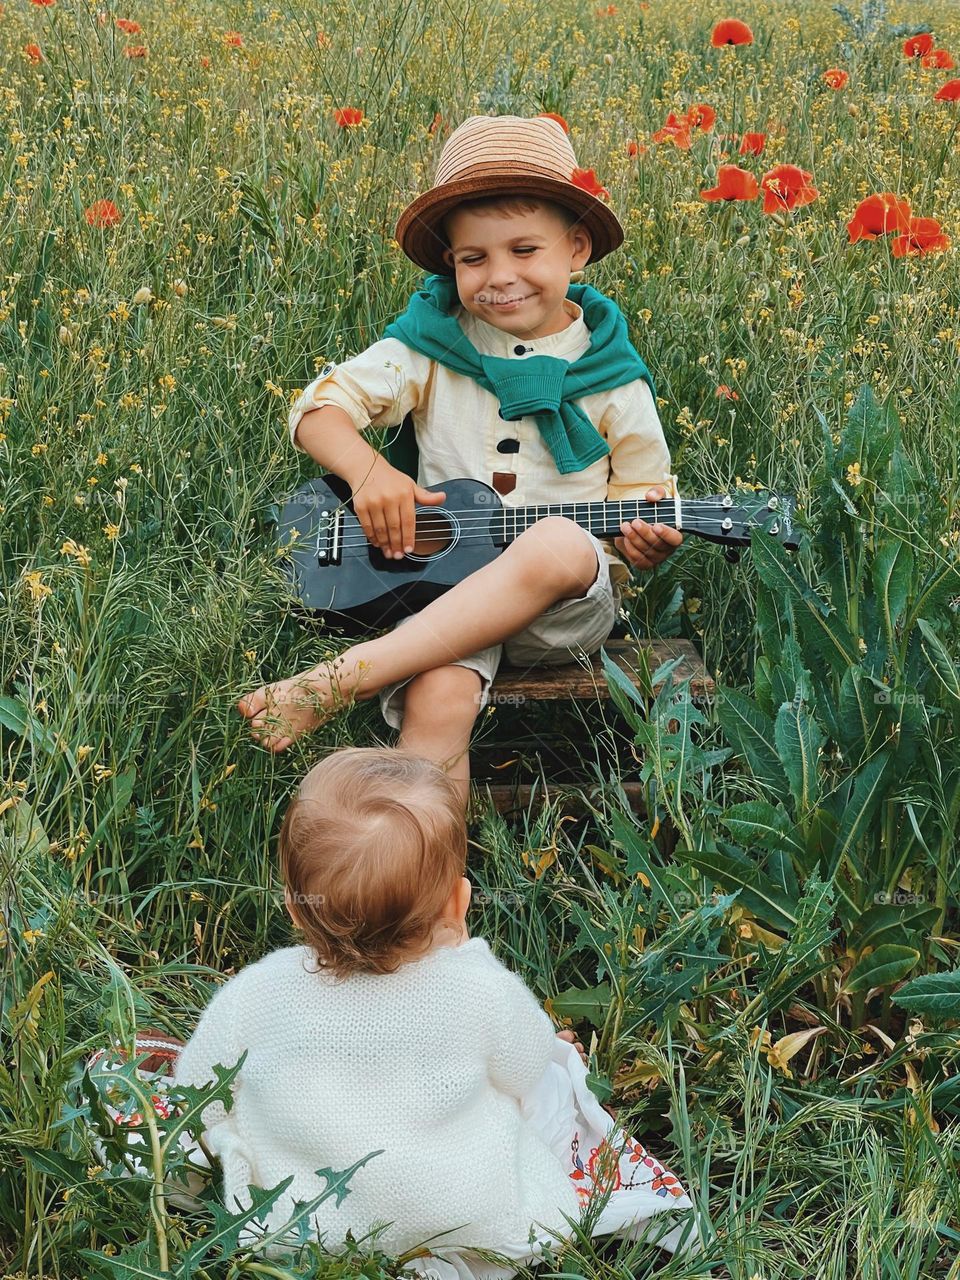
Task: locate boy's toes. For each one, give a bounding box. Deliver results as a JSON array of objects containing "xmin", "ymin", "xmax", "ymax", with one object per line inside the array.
[{"xmin": 237, "ymin": 688, "xmax": 267, "ymax": 719}]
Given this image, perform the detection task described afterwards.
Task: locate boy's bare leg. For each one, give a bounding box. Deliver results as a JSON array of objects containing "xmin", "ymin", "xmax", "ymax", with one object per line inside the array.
[
  {"xmin": 237, "ymin": 516, "xmax": 597, "ymax": 751},
  {"xmin": 397, "ymin": 666, "xmax": 482, "ymax": 813}
]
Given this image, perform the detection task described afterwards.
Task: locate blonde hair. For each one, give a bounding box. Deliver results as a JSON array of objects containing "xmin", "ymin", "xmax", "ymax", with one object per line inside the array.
[{"xmin": 277, "ymin": 748, "xmax": 467, "ymax": 980}]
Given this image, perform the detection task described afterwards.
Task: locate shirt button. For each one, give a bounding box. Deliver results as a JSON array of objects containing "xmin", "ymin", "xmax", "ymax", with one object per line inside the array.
[{"xmin": 513, "ymin": 344, "xmax": 528, "ymax": 356}]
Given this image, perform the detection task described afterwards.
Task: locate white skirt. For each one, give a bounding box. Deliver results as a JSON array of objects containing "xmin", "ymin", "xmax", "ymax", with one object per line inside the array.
[
  {"xmin": 399, "ymin": 1037, "xmax": 698, "ymax": 1279},
  {"xmin": 86, "ymin": 1035, "xmax": 699, "ymax": 1275}
]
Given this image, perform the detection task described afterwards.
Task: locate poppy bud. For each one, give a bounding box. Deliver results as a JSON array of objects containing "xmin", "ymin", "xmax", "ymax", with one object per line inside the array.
[
  {"xmin": 847, "ymin": 103, "xmax": 859, "ymax": 117},
  {"xmin": 703, "ymin": 162, "xmax": 717, "ymax": 182},
  {"xmin": 735, "ymin": 233, "xmax": 751, "ymax": 248},
  {"xmin": 858, "ymin": 123, "xmax": 869, "ymax": 138},
  {"xmin": 58, "ymin": 324, "xmax": 73, "ymax": 346}
]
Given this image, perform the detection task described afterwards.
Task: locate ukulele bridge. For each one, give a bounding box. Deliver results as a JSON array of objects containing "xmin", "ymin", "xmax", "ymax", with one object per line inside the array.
[{"xmin": 315, "ymin": 509, "xmax": 342, "ymax": 565}]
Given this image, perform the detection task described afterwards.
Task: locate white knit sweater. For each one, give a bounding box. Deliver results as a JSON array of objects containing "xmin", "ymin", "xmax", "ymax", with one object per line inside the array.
[{"xmin": 172, "ymin": 937, "xmax": 581, "ymax": 1256}]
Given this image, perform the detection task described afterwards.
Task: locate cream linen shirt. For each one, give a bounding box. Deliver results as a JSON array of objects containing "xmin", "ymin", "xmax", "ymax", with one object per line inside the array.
[{"xmin": 287, "ymin": 297, "xmax": 675, "ymax": 589}]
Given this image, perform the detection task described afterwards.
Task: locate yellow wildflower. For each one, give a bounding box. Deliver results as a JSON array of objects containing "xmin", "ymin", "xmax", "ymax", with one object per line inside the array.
[
  {"xmin": 22, "ymin": 571, "xmax": 52, "ymax": 603},
  {"xmin": 61, "ymin": 539, "xmax": 92, "ymax": 566}
]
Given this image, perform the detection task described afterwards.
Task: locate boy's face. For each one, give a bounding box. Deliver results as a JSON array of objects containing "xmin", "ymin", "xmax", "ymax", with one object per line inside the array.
[{"xmin": 441, "ymin": 203, "xmax": 592, "ymax": 341}]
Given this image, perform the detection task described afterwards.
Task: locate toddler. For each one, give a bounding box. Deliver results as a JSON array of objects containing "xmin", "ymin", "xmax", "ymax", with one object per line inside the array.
[
  {"xmin": 237, "ymin": 115, "xmax": 683, "ymax": 808},
  {"xmin": 168, "ymin": 747, "xmax": 696, "ymax": 1276}
]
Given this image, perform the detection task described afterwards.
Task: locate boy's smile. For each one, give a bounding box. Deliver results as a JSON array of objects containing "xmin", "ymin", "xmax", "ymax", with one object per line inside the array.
[{"xmin": 442, "ymin": 204, "xmax": 592, "ymax": 341}]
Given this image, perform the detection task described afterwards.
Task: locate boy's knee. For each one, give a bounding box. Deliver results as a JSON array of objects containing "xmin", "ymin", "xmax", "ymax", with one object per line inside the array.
[
  {"xmin": 404, "ymin": 666, "xmax": 483, "ymax": 725},
  {"xmin": 517, "ymin": 517, "xmax": 598, "ymax": 596}
]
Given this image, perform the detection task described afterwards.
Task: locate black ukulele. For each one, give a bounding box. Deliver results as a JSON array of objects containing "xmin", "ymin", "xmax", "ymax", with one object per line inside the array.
[{"xmin": 275, "ymin": 475, "xmax": 800, "ymax": 633}]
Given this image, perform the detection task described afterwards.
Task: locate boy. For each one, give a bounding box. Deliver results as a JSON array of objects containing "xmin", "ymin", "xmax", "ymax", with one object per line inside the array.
[{"xmin": 237, "ymin": 115, "xmax": 683, "ymax": 809}]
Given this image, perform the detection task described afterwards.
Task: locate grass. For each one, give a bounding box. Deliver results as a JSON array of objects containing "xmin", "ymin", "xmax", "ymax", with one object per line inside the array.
[{"xmin": 2, "ymin": 0, "xmax": 960, "ymax": 1276}]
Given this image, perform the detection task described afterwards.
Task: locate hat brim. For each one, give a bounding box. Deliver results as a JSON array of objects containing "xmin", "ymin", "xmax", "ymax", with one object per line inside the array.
[{"xmin": 395, "ymin": 172, "xmax": 624, "ymax": 276}]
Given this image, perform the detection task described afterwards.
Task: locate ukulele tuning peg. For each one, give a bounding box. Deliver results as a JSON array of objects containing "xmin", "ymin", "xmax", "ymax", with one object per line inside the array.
[{"xmin": 724, "ymin": 546, "xmax": 741, "ymax": 564}]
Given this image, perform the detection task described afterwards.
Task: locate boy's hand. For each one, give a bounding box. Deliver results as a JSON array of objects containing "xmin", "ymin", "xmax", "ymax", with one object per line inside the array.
[
  {"xmin": 349, "ymin": 457, "xmax": 446, "ymax": 559},
  {"xmin": 614, "ymin": 484, "xmax": 683, "ymax": 571}
]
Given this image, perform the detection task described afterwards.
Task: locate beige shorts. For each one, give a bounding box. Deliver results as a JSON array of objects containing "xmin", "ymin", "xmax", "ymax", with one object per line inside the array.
[{"xmin": 378, "ymin": 529, "xmax": 621, "ymax": 730}]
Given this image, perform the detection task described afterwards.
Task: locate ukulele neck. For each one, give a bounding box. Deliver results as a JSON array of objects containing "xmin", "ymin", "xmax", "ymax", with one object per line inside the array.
[{"xmin": 501, "ymin": 493, "xmax": 681, "ymax": 543}]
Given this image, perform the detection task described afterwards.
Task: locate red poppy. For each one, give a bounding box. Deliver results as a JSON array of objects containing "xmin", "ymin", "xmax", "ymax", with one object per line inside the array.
[
  {"xmin": 199, "ymin": 54, "xmax": 210, "ymax": 68},
  {"xmin": 716, "ymin": 385, "xmax": 740, "ymax": 400},
  {"xmin": 686, "ymin": 103, "xmax": 716, "ymax": 132},
  {"xmin": 846, "ymin": 193, "xmax": 912, "ymax": 242},
  {"xmin": 123, "ymin": 45, "xmax": 148, "ymax": 57},
  {"xmin": 429, "ymin": 112, "xmax": 443, "ymax": 136},
  {"xmin": 595, "ymin": 3, "xmax": 617, "ymax": 13},
  {"xmin": 891, "ymin": 216, "xmax": 950, "ymax": 257},
  {"xmin": 23, "ymin": 41, "xmax": 43, "ymax": 62},
  {"xmin": 652, "ymin": 111, "xmax": 691, "ymax": 149},
  {"xmin": 711, "ymin": 19, "xmax": 754, "ymax": 46},
  {"xmin": 934, "ymin": 78, "xmax": 960, "ymax": 100},
  {"xmin": 538, "ymin": 112, "xmax": 570, "ymax": 134},
  {"xmin": 823, "ymin": 68, "xmax": 849, "ymax": 89},
  {"xmin": 115, "ymin": 18, "xmax": 140, "ymax": 33},
  {"xmin": 333, "ymin": 107, "xmax": 364, "ymax": 127},
  {"xmin": 316, "ymin": 30, "xmax": 331, "ymax": 48},
  {"xmin": 30, "ymin": 0, "xmax": 55, "ymax": 6},
  {"xmin": 903, "ymin": 32, "xmax": 935, "ymax": 58},
  {"xmin": 626, "ymin": 139, "xmax": 647, "ymax": 157},
  {"xmin": 739, "ymin": 131, "xmax": 766, "ymax": 155},
  {"xmin": 922, "ymin": 49, "xmax": 955, "ymax": 69},
  {"xmin": 700, "ymin": 164, "xmax": 759, "ymax": 202},
  {"xmin": 85, "ymin": 199, "xmax": 121, "ymax": 228},
  {"xmin": 224, "ymin": 31, "xmax": 243, "ymax": 47},
  {"xmin": 759, "ymin": 163, "xmax": 819, "ymax": 213},
  {"xmin": 570, "ymin": 167, "xmax": 610, "ymax": 199}
]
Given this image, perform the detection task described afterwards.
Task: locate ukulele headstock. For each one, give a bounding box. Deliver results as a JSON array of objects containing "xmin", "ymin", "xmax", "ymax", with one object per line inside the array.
[{"xmin": 686, "ymin": 491, "xmax": 801, "ymax": 549}]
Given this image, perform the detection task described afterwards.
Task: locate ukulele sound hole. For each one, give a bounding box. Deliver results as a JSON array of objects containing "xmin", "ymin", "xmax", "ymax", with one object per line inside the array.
[{"xmin": 407, "ymin": 508, "xmax": 455, "ymax": 560}]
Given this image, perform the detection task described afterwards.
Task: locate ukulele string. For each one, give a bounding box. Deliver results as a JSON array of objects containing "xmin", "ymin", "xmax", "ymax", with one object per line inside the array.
[
  {"xmin": 323, "ymin": 507, "xmax": 756, "ymax": 552},
  {"xmin": 322, "ymin": 502, "xmax": 758, "ymax": 550}
]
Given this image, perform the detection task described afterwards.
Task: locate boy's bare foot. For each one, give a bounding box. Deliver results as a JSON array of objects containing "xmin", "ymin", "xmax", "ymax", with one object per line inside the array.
[{"xmin": 236, "ymin": 660, "xmax": 355, "ymax": 752}]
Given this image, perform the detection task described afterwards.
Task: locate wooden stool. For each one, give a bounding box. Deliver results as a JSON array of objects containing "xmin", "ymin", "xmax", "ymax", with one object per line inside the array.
[{"xmin": 474, "ymin": 637, "xmax": 715, "ymax": 816}]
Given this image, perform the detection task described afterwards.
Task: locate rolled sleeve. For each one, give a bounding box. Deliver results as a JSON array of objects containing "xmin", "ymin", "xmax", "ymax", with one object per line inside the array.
[
  {"xmin": 603, "ymin": 377, "xmax": 676, "ymax": 502},
  {"xmin": 287, "ymin": 338, "xmax": 432, "ymax": 451}
]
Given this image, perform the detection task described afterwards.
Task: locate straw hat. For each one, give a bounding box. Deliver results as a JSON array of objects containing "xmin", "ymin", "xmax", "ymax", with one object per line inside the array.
[{"xmin": 395, "ymin": 115, "xmax": 624, "ymax": 276}]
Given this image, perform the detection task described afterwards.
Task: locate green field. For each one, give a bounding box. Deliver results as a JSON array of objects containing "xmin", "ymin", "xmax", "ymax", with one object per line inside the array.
[{"xmin": 2, "ymin": 0, "xmax": 960, "ymax": 1276}]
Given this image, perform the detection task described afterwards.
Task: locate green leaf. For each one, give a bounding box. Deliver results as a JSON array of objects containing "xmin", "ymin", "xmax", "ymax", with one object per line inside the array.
[
  {"xmin": 832, "ymin": 753, "xmax": 892, "ymax": 865},
  {"xmin": 672, "ymin": 842, "xmax": 796, "ymax": 934},
  {"xmin": 774, "ymin": 697, "xmax": 825, "ymax": 811},
  {"xmin": 719, "ymin": 801, "xmax": 805, "ymax": 857},
  {"xmin": 917, "ymin": 618, "xmax": 960, "ymax": 705},
  {"xmin": 837, "ymin": 664, "xmax": 883, "ymax": 756},
  {"xmin": 85, "ymin": 768, "xmax": 137, "ymax": 853},
  {"xmin": 549, "ymin": 983, "xmax": 612, "ymax": 1024},
  {"xmin": 0, "ymin": 795, "xmax": 50, "ymax": 858},
  {"xmin": 76, "ymin": 1239, "xmax": 169, "ymax": 1279},
  {"xmin": 873, "ymin": 537, "xmax": 915, "ymax": 651},
  {"xmin": 892, "ymin": 968, "xmax": 960, "ymax": 1021},
  {"xmin": 849, "ymin": 901, "xmax": 942, "ymax": 953},
  {"xmin": 844, "ymin": 944, "xmax": 920, "ymax": 994},
  {"xmin": 0, "ymin": 696, "xmax": 60, "ymax": 756},
  {"xmin": 716, "ymin": 689, "xmax": 788, "ymax": 792},
  {"xmin": 23, "ymin": 1147, "xmax": 88, "ymax": 1183},
  {"xmin": 600, "ymin": 647, "xmax": 646, "ymax": 720},
  {"xmin": 839, "ymin": 383, "xmax": 898, "ymax": 477},
  {"xmin": 751, "ymin": 532, "xmax": 859, "ymax": 674}
]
